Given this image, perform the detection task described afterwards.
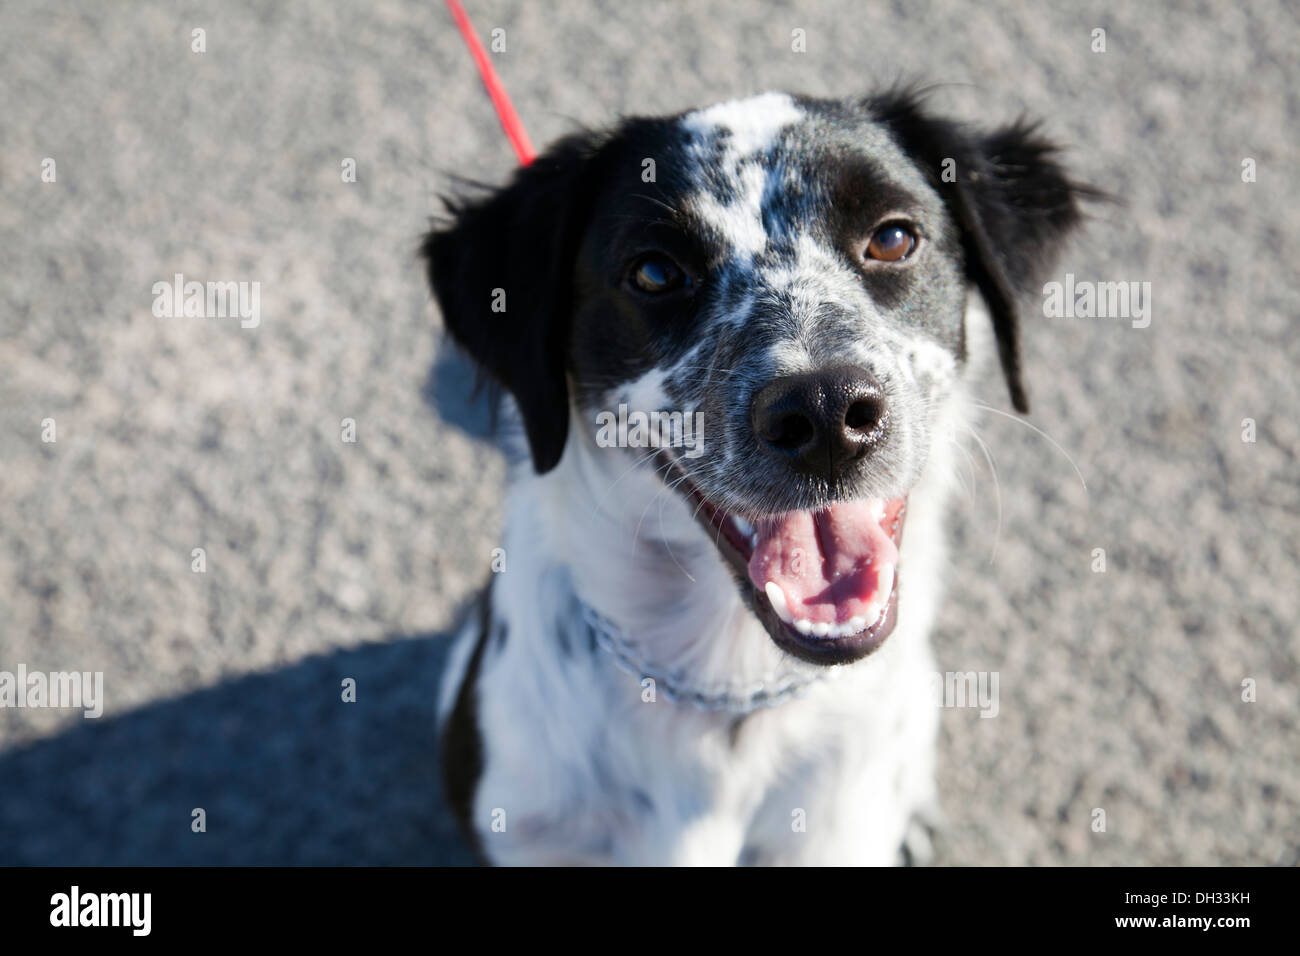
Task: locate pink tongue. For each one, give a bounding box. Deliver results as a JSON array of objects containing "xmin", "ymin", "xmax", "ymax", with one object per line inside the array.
[{"xmin": 747, "ymin": 500, "xmax": 898, "ymax": 625}]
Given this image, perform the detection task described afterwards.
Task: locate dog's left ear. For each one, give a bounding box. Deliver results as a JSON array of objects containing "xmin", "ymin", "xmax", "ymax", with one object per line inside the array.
[{"xmin": 871, "ymin": 91, "xmax": 1095, "ymax": 413}]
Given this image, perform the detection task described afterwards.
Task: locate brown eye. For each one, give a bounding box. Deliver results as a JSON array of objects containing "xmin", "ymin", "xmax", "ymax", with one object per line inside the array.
[
  {"xmin": 865, "ymin": 223, "xmax": 917, "ymax": 262},
  {"xmin": 630, "ymin": 255, "xmax": 688, "ymax": 294}
]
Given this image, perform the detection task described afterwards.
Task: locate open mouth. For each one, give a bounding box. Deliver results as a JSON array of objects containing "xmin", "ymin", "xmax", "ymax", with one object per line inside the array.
[{"xmin": 659, "ymin": 454, "xmax": 906, "ymax": 665}]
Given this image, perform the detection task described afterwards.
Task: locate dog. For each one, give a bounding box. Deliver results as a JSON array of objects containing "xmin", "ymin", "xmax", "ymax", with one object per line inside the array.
[{"xmin": 423, "ymin": 89, "xmax": 1088, "ymax": 865}]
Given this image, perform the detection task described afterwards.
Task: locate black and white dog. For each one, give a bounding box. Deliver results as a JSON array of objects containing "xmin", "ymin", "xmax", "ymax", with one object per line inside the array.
[{"xmin": 424, "ymin": 90, "xmax": 1088, "ymax": 865}]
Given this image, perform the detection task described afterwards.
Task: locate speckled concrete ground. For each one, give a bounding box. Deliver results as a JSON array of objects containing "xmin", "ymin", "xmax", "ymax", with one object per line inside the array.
[{"xmin": 1, "ymin": 0, "xmax": 1296, "ymax": 865}]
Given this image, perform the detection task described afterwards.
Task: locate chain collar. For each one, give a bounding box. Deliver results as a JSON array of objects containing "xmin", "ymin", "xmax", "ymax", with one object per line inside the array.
[{"xmin": 579, "ymin": 601, "xmax": 833, "ymax": 714}]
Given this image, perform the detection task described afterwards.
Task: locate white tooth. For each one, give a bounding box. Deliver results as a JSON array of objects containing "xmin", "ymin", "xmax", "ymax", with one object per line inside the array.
[
  {"xmin": 877, "ymin": 563, "xmax": 895, "ymax": 601},
  {"xmin": 795, "ymin": 618, "xmax": 814, "ymax": 635},
  {"xmin": 862, "ymin": 600, "xmax": 884, "ymax": 628},
  {"xmin": 848, "ymin": 615, "xmax": 867, "ymax": 633},
  {"xmin": 764, "ymin": 581, "xmax": 793, "ymax": 624},
  {"xmin": 733, "ymin": 515, "xmax": 755, "ymax": 539},
  {"xmin": 812, "ymin": 622, "xmax": 830, "ymax": 637}
]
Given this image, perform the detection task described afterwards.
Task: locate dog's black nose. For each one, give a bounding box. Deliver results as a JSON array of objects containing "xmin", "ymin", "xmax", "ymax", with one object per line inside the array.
[{"xmin": 751, "ymin": 365, "xmax": 888, "ymax": 480}]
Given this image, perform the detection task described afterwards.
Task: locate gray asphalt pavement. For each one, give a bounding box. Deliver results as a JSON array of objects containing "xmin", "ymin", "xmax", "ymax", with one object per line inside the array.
[{"xmin": 1, "ymin": 0, "xmax": 1297, "ymax": 865}]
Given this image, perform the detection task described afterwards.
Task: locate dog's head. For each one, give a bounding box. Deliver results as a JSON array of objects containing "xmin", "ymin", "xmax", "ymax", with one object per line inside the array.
[{"xmin": 424, "ymin": 90, "xmax": 1088, "ymax": 665}]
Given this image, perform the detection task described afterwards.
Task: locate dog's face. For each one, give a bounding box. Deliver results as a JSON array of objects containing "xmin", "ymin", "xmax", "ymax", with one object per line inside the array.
[{"xmin": 425, "ymin": 91, "xmax": 1086, "ymax": 665}]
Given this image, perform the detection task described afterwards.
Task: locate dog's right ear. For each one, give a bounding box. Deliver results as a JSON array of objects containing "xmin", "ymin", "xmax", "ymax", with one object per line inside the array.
[{"xmin": 422, "ymin": 132, "xmax": 604, "ymax": 474}]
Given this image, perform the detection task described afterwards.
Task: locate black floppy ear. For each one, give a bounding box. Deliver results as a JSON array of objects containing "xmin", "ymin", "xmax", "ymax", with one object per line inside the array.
[
  {"xmin": 421, "ymin": 132, "xmax": 603, "ymax": 473},
  {"xmin": 871, "ymin": 90, "xmax": 1093, "ymax": 413}
]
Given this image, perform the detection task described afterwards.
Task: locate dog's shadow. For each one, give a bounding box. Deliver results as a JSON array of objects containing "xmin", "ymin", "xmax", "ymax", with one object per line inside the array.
[{"xmin": 0, "ymin": 631, "xmax": 479, "ymax": 865}]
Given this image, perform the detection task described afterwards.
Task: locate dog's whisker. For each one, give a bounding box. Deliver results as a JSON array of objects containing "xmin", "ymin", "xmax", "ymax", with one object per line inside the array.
[
  {"xmin": 656, "ymin": 493, "xmax": 698, "ymax": 584},
  {"xmin": 945, "ymin": 434, "xmax": 978, "ymax": 505},
  {"xmin": 628, "ymin": 192, "xmax": 683, "ymax": 218},
  {"xmin": 593, "ymin": 445, "xmax": 669, "ymax": 512},
  {"xmin": 594, "ymin": 213, "xmax": 682, "ymax": 229},
  {"xmin": 629, "ymin": 475, "xmax": 671, "ymax": 554},
  {"xmin": 962, "ymin": 422, "xmax": 1003, "ymax": 566},
  {"xmin": 630, "ymin": 465, "xmax": 692, "ymax": 557},
  {"xmin": 969, "ymin": 401, "xmax": 1089, "ymax": 496}
]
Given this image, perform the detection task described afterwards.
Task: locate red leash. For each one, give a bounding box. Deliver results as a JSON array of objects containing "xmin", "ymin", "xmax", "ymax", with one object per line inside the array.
[{"xmin": 444, "ymin": 0, "xmax": 536, "ymax": 166}]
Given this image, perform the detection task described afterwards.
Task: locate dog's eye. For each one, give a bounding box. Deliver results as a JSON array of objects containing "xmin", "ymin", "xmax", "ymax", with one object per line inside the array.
[
  {"xmin": 865, "ymin": 223, "xmax": 917, "ymax": 262},
  {"xmin": 630, "ymin": 255, "xmax": 688, "ymax": 294}
]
